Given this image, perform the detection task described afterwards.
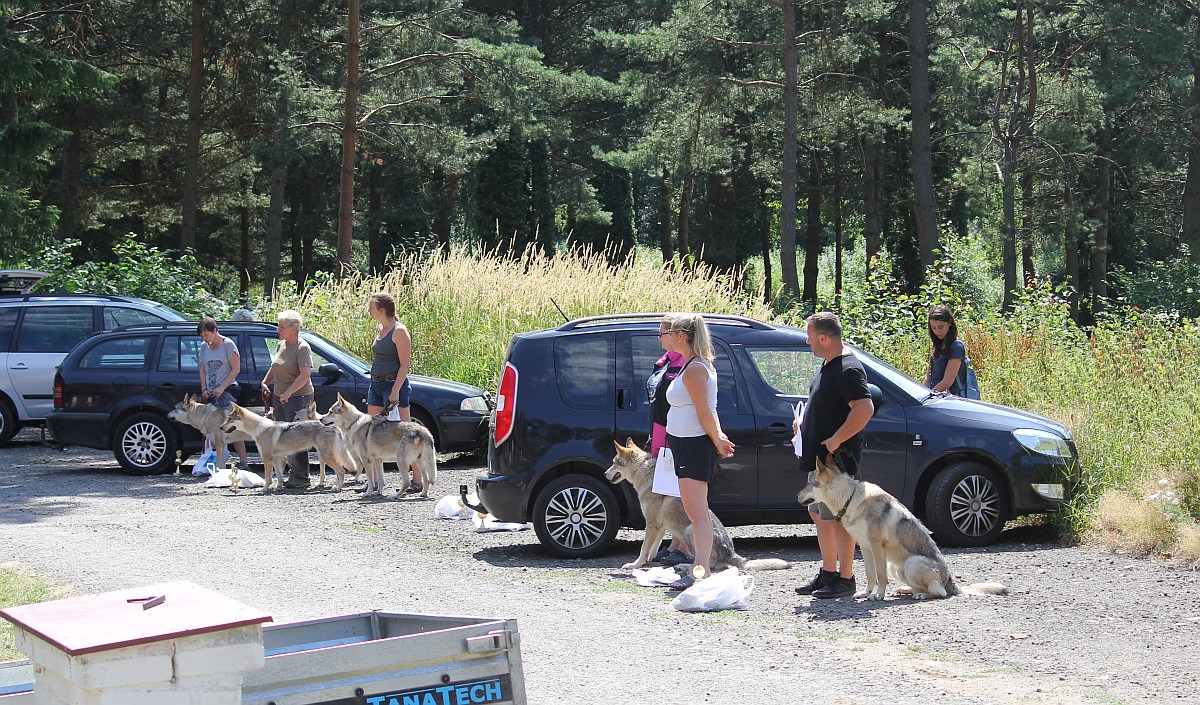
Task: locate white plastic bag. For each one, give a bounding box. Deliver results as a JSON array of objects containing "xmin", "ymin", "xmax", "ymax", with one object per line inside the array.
[
  {"xmin": 387, "ymin": 404, "xmax": 402, "ymax": 421},
  {"xmin": 471, "ymin": 512, "xmax": 532, "ymax": 532},
  {"xmin": 434, "ymin": 494, "xmax": 474, "ymax": 520},
  {"xmin": 791, "ymin": 401, "xmax": 805, "ymax": 458},
  {"xmin": 651, "ymin": 447, "xmax": 680, "ymax": 497},
  {"xmin": 202, "ymin": 468, "xmax": 265, "ymax": 488},
  {"xmin": 193, "ymin": 441, "xmax": 217, "ymax": 477},
  {"xmin": 631, "ymin": 566, "xmax": 684, "ymax": 587},
  {"xmin": 671, "ymin": 567, "xmax": 755, "ymax": 612}
]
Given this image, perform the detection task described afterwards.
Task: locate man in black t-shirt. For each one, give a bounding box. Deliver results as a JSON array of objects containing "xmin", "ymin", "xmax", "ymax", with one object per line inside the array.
[{"xmin": 793, "ymin": 312, "xmax": 874, "ymax": 599}]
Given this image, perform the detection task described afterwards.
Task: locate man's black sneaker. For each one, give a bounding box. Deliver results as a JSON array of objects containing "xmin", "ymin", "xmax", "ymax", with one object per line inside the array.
[
  {"xmin": 812, "ymin": 575, "xmax": 856, "ymax": 599},
  {"xmin": 794, "ymin": 569, "xmax": 838, "ymax": 595}
]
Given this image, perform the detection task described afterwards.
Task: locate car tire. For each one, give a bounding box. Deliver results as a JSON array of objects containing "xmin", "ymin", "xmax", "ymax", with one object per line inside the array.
[
  {"xmin": 409, "ymin": 407, "xmax": 439, "ymax": 448},
  {"xmin": 0, "ymin": 399, "xmax": 16, "ymax": 446},
  {"xmin": 533, "ymin": 474, "xmax": 620, "ymax": 558},
  {"xmin": 113, "ymin": 411, "xmax": 179, "ymax": 475},
  {"xmin": 924, "ymin": 461, "xmax": 1010, "ymax": 547}
]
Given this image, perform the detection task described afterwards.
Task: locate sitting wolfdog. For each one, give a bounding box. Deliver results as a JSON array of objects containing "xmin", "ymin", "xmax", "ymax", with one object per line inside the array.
[
  {"xmin": 605, "ymin": 439, "xmax": 790, "ymax": 573},
  {"xmin": 798, "ymin": 453, "xmax": 1007, "ymax": 600},
  {"xmin": 319, "ymin": 393, "xmax": 437, "ymax": 498},
  {"xmin": 222, "ymin": 404, "xmax": 358, "ymax": 491}
]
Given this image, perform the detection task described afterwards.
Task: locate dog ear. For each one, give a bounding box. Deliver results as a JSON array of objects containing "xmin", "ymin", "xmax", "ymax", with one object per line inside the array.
[{"xmin": 187, "ymin": 393, "xmax": 196, "ymax": 404}]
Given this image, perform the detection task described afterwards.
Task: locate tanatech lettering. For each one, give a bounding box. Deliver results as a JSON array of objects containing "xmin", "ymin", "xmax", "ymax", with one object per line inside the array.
[{"xmin": 364, "ymin": 677, "xmax": 507, "ymax": 705}]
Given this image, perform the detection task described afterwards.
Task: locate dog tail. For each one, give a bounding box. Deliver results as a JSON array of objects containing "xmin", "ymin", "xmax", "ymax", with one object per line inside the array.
[
  {"xmin": 740, "ymin": 558, "xmax": 793, "ymax": 572},
  {"xmin": 961, "ymin": 581, "xmax": 1009, "ymax": 596}
]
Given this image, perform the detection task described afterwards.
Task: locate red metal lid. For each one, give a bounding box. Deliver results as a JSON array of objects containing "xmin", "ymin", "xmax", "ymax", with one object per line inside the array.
[{"xmin": 0, "ymin": 581, "xmax": 273, "ymax": 656}]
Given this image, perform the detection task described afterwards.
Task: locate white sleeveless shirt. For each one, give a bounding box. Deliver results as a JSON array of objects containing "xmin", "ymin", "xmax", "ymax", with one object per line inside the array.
[{"xmin": 665, "ymin": 359, "xmax": 717, "ymax": 438}]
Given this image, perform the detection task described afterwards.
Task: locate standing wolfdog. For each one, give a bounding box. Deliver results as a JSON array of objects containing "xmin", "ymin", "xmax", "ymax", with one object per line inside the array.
[
  {"xmin": 798, "ymin": 454, "xmax": 1007, "ymax": 600},
  {"xmin": 605, "ymin": 439, "xmax": 790, "ymax": 573},
  {"xmin": 222, "ymin": 404, "xmax": 358, "ymax": 491},
  {"xmin": 167, "ymin": 394, "xmax": 254, "ymax": 469},
  {"xmin": 319, "ymin": 393, "xmax": 437, "ymax": 498}
]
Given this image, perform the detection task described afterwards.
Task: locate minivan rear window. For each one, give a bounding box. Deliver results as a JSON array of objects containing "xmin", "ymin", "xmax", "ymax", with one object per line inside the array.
[
  {"xmin": 79, "ymin": 336, "xmax": 155, "ymax": 370},
  {"xmin": 554, "ymin": 335, "xmax": 612, "ymax": 409},
  {"xmin": 16, "ymin": 307, "xmax": 93, "ymax": 353}
]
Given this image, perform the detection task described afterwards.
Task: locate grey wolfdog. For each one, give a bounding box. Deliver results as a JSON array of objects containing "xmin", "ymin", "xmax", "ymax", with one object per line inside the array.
[
  {"xmin": 605, "ymin": 438, "xmax": 791, "ymax": 573},
  {"xmin": 319, "ymin": 392, "xmax": 437, "ymax": 498},
  {"xmin": 797, "ymin": 454, "xmax": 1007, "ymax": 600},
  {"xmin": 222, "ymin": 404, "xmax": 358, "ymax": 491},
  {"xmin": 167, "ymin": 394, "xmax": 254, "ymax": 469}
]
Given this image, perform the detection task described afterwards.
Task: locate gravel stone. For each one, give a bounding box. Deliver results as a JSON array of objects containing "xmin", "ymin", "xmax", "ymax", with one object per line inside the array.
[{"xmin": 1, "ymin": 429, "xmax": 1196, "ymax": 704}]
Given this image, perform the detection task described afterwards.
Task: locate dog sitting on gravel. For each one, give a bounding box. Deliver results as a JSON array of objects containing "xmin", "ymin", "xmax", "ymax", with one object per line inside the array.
[
  {"xmin": 797, "ymin": 452, "xmax": 1008, "ymax": 600},
  {"xmin": 605, "ymin": 438, "xmax": 791, "ymax": 573}
]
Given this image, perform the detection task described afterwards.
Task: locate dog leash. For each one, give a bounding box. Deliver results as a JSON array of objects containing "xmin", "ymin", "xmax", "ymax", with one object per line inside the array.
[{"xmin": 834, "ymin": 482, "xmax": 860, "ymax": 520}]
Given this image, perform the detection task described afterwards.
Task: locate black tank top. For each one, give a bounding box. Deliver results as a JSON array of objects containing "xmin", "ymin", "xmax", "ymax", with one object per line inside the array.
[{"xmin": 370, "ymin": 324, "xmax": 401, "ymax": 377}]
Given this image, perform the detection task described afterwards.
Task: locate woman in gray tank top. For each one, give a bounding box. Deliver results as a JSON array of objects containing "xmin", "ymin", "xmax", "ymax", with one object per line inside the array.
[{"xmin": 366, "ymin": 292, "xmax": 421, "ymax": 491}]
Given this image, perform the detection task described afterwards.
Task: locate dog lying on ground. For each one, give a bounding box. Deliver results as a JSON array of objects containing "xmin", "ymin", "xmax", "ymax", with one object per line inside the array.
[
  {"xmin": 167, "ymin": 395, "xmax": 256, "ymax": 469},
  {"xmin": 605, "ymin": 438, "xmax": 791, "ymax": 573},
  {"xmin": 797, "ymin": 453, "xmax": 1007, "ymax": 600},
  {"xmin": 222, "ymin": 404, "xmax": 359, "ymax": 491},
  {"xmin": 319, "ymin": 393, "xmax": 437, "ymax": 498}
]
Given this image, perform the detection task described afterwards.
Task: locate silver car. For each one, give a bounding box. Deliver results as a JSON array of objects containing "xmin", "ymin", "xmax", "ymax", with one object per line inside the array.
[{"xmin": 0, "ymin": 270, "xmax": 185, "ymax": 444}]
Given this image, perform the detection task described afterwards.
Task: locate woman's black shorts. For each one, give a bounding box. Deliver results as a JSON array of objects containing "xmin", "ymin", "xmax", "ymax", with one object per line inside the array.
[{"xmin": 666, "ymin": 433, "xmax": 717, "ymax": 483}]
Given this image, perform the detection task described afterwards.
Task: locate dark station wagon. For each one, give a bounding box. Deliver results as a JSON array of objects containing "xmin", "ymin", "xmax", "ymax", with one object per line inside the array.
[
  {"xmin": 476, "ymin": 314, "xmax": 1079, "ymax": 556},
  {"xmin": 47, "ymin": 321, "xmax": 492, "ymax": 474}
]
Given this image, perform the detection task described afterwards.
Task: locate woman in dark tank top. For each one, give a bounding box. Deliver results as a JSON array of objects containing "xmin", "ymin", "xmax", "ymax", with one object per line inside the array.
[{"xmin": 366, "ymin": 292, "xmax": 421, "ymax": 491}]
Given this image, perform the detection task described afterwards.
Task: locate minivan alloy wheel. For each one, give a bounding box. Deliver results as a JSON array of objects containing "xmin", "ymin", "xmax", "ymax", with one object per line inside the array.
[
  {"xmin": 924, "ymin": 461, "xmax": 1010, "ymax": 547},
  {"xmin": 532, "ymin": 475, "xmax": 620, "ymax": 558}
]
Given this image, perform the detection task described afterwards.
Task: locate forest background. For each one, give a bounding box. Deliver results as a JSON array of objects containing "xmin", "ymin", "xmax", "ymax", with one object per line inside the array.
[{"xmin": 4, "ymin": 0, "xmax": 1200, "ymax": 561}]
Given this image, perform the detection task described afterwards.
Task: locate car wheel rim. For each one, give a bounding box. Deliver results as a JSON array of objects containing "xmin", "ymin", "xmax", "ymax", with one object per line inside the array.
[
  {"xmin": 543, "ymin": 486, "xmax": 608, "ymax": 550},
  {"xmin": 948, "ymin": 473, "xmax": 1001, "ymax": 537},
  {"xmin": 123, "ymin": 422, "xmax": 166, "ymax": 467}
]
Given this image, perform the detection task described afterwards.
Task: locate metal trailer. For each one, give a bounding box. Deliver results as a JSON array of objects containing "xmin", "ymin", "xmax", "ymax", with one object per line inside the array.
[{"xmin": 1, "ymin": 611, "xmax": 526, "ymax": 705}]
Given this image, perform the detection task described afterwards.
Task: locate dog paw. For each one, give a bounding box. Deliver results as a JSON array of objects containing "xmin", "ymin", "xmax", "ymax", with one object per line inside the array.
[
  {"xmin": 854, "ymin": 590, "xmax": 872, "ymax": 599},
  {"xmin": 865, "ymin": 593, "xmax": 884, "ymax": 601},
  {"xmin": 913, "ymin": 593, "xmax": 928, "ymax": 600},
  {"xmin": 622, "ymin": 561, "xmax": 645, "ymax": 570}
]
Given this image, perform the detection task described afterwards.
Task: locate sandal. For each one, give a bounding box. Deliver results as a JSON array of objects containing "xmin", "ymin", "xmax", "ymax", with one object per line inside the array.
[
  {"xmin": 667, "ymin": 573, "xmax": 695, "ymax": 590},
  {"xmin": 660, "ymin": 549, "xmax": 692, "ymax": 567}
]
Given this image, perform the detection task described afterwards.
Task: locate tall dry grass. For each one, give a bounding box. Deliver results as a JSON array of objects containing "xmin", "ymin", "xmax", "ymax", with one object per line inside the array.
[
  {"xmin": 263, "ymin": 246, "xmax": 770, "ymax": 389},
  {"xmin": 258, "ymin": 246, "xmax": 1198, "ymax": 558}
]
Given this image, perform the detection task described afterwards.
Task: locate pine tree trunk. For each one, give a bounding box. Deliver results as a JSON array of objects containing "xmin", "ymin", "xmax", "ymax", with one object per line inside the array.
[
  {"xmin": 181, "ymin": 0, "xmax": 204, "ymax": 251},
  {"xmin": 833, "ymin": 143, "xmax": 843, "ymax": 301},
  {"xmin": 677, "ymin": 168, "xmax": 693, "ymax": 258},
  {"xmin": 54, "ymin": 105, "xmax": 82, "ymax": 240},
  {"xmin": 432, "ymin": 168, "xmax": 456, "ymax": 254},
  {"xmin": 367, "ymin": 160, "xmax": 383, "ymax": 273},
  {"xmin": 863, "ymin": 139, "xmax": 883, "ymax": 279},
  {"xmin": 1183, "ymin": 52, "xmax": 1200, "ymax": 259},
  {"xmin": 658, "ymin": 165, "xmax": 674, "ymax": 262},
  {"xmin": 239, "ymin": 175, "xmax": 251, "ymax": 299},
  {"xmin": 1064, "ymin": 160, "xmax": 1079, "ymax": 321},
  {"xmin": 264, "ymin": 0, "xmax": 293, "ymax": 299},
  {"xmin": 802, "ymin": 151, "xmax": 821, "ymax": 303},
  {"xmin": 1000, "ymin": 147, "xmax": 1018, "ymax": 310},
  {"xmin": 779, "ymin": 0, "xmax": 800, "ymax": 299},
  {"xmin": 335, "ymin": 0, "xmax": 361, "ymax": 277},
  {"xmin": 1020, "ymin": 167, "xmax": 1035, "ymax": 287},
  {"xmin": 1092, "ymin": 142, "xmax": 1112, "ymax": 316},
  {"xmin": 909, "ymin": 0, "xmax": 938, "ymax": 272}
]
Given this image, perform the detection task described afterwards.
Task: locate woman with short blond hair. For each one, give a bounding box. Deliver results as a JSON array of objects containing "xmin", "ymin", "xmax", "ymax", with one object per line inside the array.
[{"xmin": 259, "ymin": 309, "xmax": 314, "ymax": 488}]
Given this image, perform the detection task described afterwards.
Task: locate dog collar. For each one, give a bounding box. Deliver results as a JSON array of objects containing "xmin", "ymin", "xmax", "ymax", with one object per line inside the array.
[{"xmin": 835, "ymin": 482, "xmax": 860, "ymax": 520}]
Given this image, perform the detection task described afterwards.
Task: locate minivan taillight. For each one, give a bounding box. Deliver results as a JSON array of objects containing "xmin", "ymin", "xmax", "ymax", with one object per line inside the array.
[
  {"xmin": 53, "ymin": 376, "xmax": 63, "ymax": 409},
  {"xmin": 493, "ymin": 362, "xmax": 518, "ymax": 446}
]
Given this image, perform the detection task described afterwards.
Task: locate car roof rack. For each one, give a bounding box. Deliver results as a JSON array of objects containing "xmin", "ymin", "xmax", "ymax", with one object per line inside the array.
[
  {"xmin": 0, "ymin": 293, "xmax": 144, "ymax": 303},
  {"xmin": 110, "ymin": 321, "xmax": 276, "ymax": 332},
  {"xmin": 557, "ymin": 312, "xmax": 774, "ymax": 331}
]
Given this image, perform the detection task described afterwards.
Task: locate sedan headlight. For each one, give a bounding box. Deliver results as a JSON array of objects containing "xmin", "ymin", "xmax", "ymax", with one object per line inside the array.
[
  {"xmin": 460, "ymin": 396, "xmax": 490, "ymax": 413},
  {"xmin": 1013, "ymin": 428, "xmax": 1072, "ymax": 457}
]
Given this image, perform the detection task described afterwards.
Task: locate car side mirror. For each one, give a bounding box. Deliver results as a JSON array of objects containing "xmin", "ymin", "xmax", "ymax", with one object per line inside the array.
[
  {"xmin": 867, "ymin": 383, "xmax": 884, "ymax": 408},
  {"xmin": 318, "ymin": 363, "xmax": 342, "ymax": 380}
]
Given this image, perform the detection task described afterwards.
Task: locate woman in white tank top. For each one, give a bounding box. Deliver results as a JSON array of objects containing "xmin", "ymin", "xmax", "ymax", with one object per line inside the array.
[{"xmin": 662, "ymin": 313, "xmax": 735, "ymax": 584}]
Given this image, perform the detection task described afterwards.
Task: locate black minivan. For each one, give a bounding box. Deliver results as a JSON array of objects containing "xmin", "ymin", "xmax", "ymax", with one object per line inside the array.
[
  {"xmin": 47, "ymin": 321, "xmax": 491, "ymax": 474},
  {"xmin": 476, "ymin": 313, "xmax": 1078, "ymax": 557}
]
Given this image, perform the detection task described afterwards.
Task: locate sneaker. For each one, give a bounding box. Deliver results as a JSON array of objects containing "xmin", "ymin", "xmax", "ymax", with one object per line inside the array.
[
  {"xmin": 794, "ymin": 569, "xmax": 837, "ymax": 595},
  {"xmin": 812, "ymin": 575, "xmax": 856, "ymax": 599}
]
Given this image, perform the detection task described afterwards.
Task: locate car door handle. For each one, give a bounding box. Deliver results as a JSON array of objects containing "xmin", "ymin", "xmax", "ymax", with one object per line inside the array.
[
  {"xmin": 764, "ymin": 423, "xmax": 791, "ymax": 436},
  {"xmin": 154, "ymin": 383, "xmax": 177, "ymax": 391},
  {"xmin": 10, "ymin": 363, "xmax": 27, "ymax": 370}
]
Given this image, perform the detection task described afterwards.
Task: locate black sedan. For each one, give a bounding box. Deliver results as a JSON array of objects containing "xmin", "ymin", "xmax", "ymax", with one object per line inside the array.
[{"xmin": 46, "ymin": 321, "xmax": 492, "ymax": 474}]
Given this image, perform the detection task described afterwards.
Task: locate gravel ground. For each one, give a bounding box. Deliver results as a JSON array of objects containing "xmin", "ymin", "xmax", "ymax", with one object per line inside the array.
[{"xmin": 1, "ymin": 429, "xmax": 1198, "ymax": 705}]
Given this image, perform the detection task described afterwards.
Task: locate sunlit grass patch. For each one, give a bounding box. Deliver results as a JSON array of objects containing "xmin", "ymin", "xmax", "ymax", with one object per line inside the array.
[{"xmin": 0, "ymin": 566, "xmax": 65, "ymax": 661}]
